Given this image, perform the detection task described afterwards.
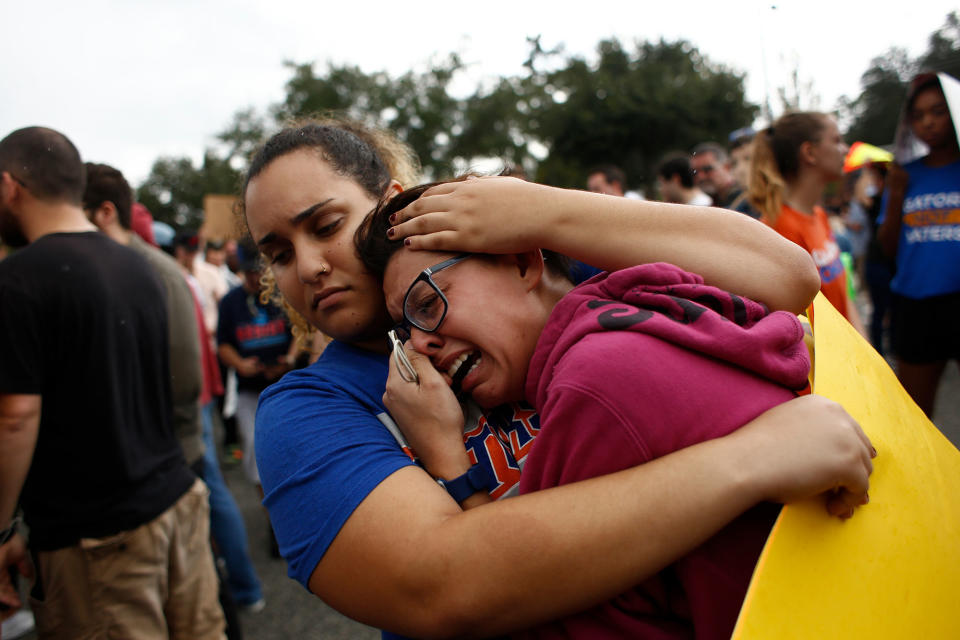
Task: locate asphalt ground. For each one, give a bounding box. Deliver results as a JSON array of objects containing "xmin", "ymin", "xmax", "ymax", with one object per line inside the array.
[{"xmin": 222, "ymin": 452, "xmax": 381, "ymax": 640}]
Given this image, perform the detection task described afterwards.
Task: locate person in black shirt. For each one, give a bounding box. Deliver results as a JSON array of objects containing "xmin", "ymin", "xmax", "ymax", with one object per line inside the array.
[{"xmin": 0, "ymin": 126, "xmax": 225, "ymax": 638}]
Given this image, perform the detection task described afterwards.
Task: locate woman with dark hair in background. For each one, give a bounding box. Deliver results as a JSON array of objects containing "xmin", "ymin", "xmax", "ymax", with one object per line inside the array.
[
  {"xmin": 749, "ymin": 111, "xmax": 868, "ymax": 337},
  {"xmin": 242, "ymin": 118, "xmax": 872, "ymax": 639},
  {"xmin": 877, "ymin": 73, "xmax": 960, "ymax": 418}
]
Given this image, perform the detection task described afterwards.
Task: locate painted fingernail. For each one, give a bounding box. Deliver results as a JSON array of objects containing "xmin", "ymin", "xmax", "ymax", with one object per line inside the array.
[
  {"xmin": 387, "ymin": 227, "xmax": 395, "ymax": 238},
  {"xmin": 389, "ymin": 213, "xmax": 397, "ymax": 224},
  {"xmin": 870, "ymin": 446, "xmax": 877, "ymax": 458},
  {"xmin": 861, "ymin": 493, "xmax": 870, "ymax": 505},
  {"xmin": 404, "ymin": 238, "xmax": 411, "ymax": 246}
]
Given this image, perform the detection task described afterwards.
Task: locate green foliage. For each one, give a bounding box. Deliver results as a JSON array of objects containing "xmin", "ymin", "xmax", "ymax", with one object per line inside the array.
[
  {"xmin": 216, "ymin": 108, "xmax": 268, "ymax": 165},
  {"xmin": 920, "ymin": 11, "xmax": 960, "ymax": 79},
  {"xmin": 523, "ymin": 38, "xmax": 756, "ymax": 189},
  {"xmin": 136, "ymin": 37, "xmax": 756, "ymax": 221},
  {"xmin": 456, "ymin": 37, "xmax": 756, "ymax": 189},
  {"xmin": 274, "ymin": 56, "xmax": 465, "ymax": 178},
  {"xmin": 842, "ymin": 48, "xmax": 914, "ymax": 146},
  {"xmin": 842, "ymin": 11, "xmax": 959, "ymax": 145},
  {"xmin": 138, "ymin": 14, "xmax": 957, "ymax": 227},
  {"xmin": 137, "ymin": 152, "xmax": 241, "ymax": 229}
]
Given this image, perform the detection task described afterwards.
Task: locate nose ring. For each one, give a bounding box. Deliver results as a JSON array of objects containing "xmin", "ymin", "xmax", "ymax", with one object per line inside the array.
[{"xmin": 317, "ymin": 263, "xmax": 328, "ymax": 276}]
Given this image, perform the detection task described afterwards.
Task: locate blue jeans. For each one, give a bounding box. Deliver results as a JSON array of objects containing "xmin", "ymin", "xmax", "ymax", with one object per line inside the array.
[{"xmin": 202, "ymin": 402, "xmax": 264, "ymax": 606}]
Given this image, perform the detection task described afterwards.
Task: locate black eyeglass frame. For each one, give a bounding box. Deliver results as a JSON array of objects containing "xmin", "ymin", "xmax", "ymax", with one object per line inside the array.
[{"xmin": 401, "ymin": 253, "xmax": 472, "ymax": 333}]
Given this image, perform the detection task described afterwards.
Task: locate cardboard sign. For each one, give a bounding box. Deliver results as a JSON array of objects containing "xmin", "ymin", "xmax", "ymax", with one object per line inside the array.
[{"xmin": 732, "ymin": 294, "xmax": 960, "ymax": 639}]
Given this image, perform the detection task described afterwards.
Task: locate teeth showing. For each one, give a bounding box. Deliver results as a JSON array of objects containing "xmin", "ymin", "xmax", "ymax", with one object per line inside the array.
[{"xmin": 448, "ymin": 351, "xmax": 481, "ymax": 379}]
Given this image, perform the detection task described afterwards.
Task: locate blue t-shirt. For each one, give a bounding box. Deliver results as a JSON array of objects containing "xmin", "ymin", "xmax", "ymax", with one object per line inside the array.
[
  {"xmin": 880, "ymin": 158, "xmax": 960, "ymax": 299},
  {"xmin": 217, "ymin": 285, "xmax": 292, "ymax": 390},
  {"xmin": 256, "ymin": 340, "xmax": 415, "ymax": 590},
  {"xmin": 570, "ymin": 260, "xmax": 604, "ymax": 284},
  {"xmin": 256, "ymin": 339, "xmax": 540, "ymax": 639}
]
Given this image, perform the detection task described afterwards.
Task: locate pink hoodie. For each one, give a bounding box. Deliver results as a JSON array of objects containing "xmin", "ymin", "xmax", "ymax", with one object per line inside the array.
[{"xmin": 518, "ymin": 263, "xmax": 809, "ymax": 640}]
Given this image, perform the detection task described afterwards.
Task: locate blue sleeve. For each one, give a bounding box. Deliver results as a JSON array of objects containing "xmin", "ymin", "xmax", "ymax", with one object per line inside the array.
[
  {"xmin": 255, "ymin": 362, "xmax": 417, "ymax": 589},
  {"xmin": 570, "ymin": 260, "xmax": 604, "ymax": 285}
]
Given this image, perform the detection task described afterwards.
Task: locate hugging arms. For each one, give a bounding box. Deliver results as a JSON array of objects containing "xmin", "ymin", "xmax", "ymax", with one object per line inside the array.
[
  {"xmin": 245, "ymin": 122, "xmax": 872, "ymax": 639},
  {"xmin": 361, "ymin": 176, "xmax": 873, "ymax": 636}
]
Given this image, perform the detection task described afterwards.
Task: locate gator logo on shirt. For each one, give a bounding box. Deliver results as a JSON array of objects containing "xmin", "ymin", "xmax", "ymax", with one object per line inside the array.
[
  {"xmin": 901, "ymin": 191, "xmax": 960, "ymax": 245},
  {"xmin": 380, "ymin": 402, "xmax": 541, "ymax": 501},
  {"xmin": 903, "ymin": 190, "xmax": 960, "ymax": 214},
  {"xmin": 810, "ymin": 240, "xmax": 844, "ymax": 285},
  {"xmin": 903, "ymin": 191, "xmax": 960, "ymax": 244},
  {"xmin": 465, "ymin": 404, "xmax": 540, "ymax": 500}
]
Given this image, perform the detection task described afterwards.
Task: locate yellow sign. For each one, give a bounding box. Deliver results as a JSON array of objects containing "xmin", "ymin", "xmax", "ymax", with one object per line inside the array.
[{"xmin": 733, "ymin": 294, "xmax": 960, "ymax": 639}]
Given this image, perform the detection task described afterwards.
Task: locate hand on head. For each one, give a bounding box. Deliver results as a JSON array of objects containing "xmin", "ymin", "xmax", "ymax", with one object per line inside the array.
[{"xmin": 388, "ymin": 176, "xmax": 553, "ymax": 254}]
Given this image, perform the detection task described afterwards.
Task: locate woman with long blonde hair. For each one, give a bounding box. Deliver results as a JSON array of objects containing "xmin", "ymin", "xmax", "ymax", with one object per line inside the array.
[{"xmin": 749, "ymin": 111, "xmax": 866, "ymax": 335}]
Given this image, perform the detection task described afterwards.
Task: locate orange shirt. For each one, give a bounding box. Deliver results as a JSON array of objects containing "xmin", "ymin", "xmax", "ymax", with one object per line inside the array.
[{"xmin": 768, "ymin": 205, "xmax": 850, "ymax": 319}]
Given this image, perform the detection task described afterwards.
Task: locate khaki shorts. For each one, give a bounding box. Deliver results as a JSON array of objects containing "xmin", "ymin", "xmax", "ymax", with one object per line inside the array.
[{"xmin": 30, "ymin": 479, "xmax": 226, "ymax": 640}]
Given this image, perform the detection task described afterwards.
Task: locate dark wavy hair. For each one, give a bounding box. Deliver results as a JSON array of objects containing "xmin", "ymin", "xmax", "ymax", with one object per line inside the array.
[
  {"xmin": 83, "ymin": 163, "xmax": 133, "ymax": 229},
  {"xmin": 239, "ymin": 117, "xmax": 420, "ymax": 344},
  {"xmin": 244, "ymin": 123, "xmax": 392, "ymax": 207}
]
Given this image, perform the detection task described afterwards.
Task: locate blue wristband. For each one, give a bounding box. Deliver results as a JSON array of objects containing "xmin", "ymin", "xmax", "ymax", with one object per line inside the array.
[{"xmin": 436, "ymin": 464, "xmax": 494, "ymax": 503}]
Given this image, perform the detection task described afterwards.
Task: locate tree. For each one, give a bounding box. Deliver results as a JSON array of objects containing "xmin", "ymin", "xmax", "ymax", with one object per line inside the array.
[
  {"xmin": 135, "ymin": 37, "xmax": 758, "ymax": 217},
  {"xmin": 274, "ymin": 56, "xmax": 466, "ymax": 178},
  {"xmin": 842, "ymin": 48, "xmax": 914, "ymax": 145},
  {"xmin": 842, "ymin": 12, "xmax": 959, "ymax": 145},
  {"xmin": 216, "ymin": 108, "xmax": 269, "ymax": 167},
  {"xmin": 506, "ymin": 38, "xmax": 758, "ymax": 189},
  {"xmin": 919, "ymin": 11, "xmax": 960, "ymax": 79},
  {"xmin": 137, "ymin": 152, "xmax": 241, "ymax": 230},
  {"xmin": 775, "ymin": 58, "xmax": 821, "ymax": 115}
]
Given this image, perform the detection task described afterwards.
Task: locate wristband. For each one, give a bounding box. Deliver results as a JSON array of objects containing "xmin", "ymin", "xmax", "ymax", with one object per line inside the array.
[
  {"xmin": 436, "ymin": 464, "xmax": 494, "ymax": 503},
  {"xmin": 0, "ymin": 517, "xmax": 21, "ymax": 546}
]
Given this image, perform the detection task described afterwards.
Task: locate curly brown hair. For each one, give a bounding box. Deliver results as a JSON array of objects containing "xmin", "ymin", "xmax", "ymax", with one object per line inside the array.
[{"xmin": 240, "ymin": 116, "xmax": 421, "ymax": 349}]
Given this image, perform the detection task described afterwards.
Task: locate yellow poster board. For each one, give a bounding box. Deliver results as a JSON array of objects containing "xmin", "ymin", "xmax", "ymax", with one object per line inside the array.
[{"xmin": 733, "ymin": 294, "xmax": 960, "ymax": 639}]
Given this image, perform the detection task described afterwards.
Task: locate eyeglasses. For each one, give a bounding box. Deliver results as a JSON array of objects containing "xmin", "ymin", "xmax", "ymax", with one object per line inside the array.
[{"xmin": 401, "ymin": 253, "xmax": 472, "ymax": 333}]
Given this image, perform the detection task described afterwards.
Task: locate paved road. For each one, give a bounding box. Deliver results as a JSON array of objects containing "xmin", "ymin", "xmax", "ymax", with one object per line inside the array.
[
  {"xmin": 928, "ymin": 361, "xmax": 959, "ymax": 445},
  {"xmin": 223, "ymin": 456, "xmax": 380, "ymax": 640}
]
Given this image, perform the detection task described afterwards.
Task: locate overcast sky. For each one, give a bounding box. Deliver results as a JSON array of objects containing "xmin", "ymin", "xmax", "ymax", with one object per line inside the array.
[{"xmin": 2, "ymin": 0, "xmax": 955, "ymax": 184}]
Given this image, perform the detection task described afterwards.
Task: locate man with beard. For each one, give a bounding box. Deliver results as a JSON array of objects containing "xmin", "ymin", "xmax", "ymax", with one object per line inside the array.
[
  {"xmin": 0, "ymin": 127, "xmax": 225, "ymax": 638},
  {"xmin": 691, "ymin": 141, "xmax": 760, "ymax": 218}
]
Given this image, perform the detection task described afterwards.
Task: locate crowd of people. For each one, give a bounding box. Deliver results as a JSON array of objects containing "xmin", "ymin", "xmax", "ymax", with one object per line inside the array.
[
  {"xmin": 0, "ymin": 133, "xmax": 306, "ymax": 638},
  {"xmin": 0, "ymin": 69, "xmax": 955, "ymax": 640},
  {"xmin": 585, "ymin": 72, "xmax": 958, "ymax": 422}
]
